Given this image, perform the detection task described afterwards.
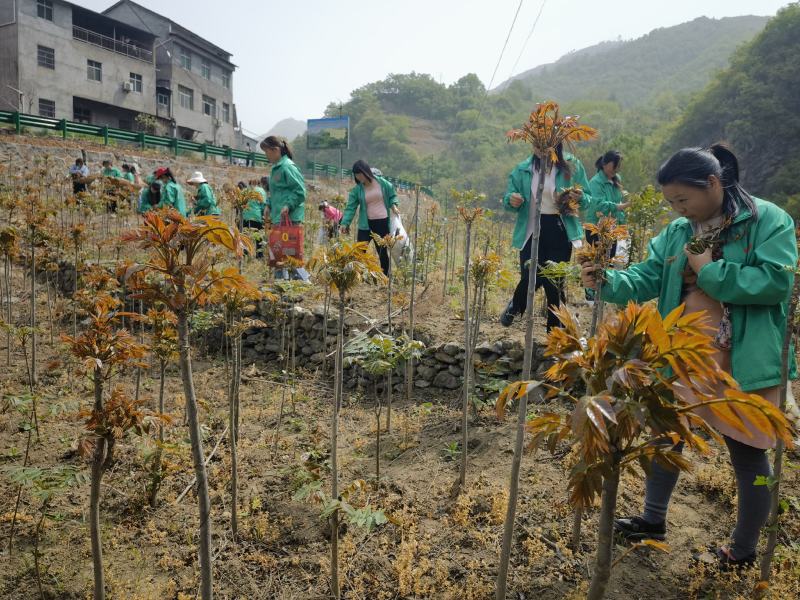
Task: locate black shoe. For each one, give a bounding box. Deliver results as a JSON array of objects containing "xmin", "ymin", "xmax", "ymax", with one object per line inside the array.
[
  {"xmin": 613, "ymin": 516, "xmax": 666, "ymax": 542},
  {"xmin": 500, "ymin": 302, "xmax": 515, "ymax": 327},
  {"xmin": 692, "ymin": 545, "xmax": 756, "ymax": 572}
]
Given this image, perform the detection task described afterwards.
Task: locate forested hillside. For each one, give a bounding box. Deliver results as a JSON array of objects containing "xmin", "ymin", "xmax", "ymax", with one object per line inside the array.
[
  {"xmin": 293, "ymin": 15, "xmax": 770, "ymax": 201},
  {"xmin": 665, "ymin": 4, "xmax": 800, "ymax": 217}
]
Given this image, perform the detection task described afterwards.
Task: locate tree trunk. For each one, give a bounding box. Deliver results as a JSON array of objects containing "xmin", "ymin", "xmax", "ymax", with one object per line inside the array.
[
  {"xmin": 30, "ymin": 230, "xmax": 37, "ymax": 385},
  {"xmin": 459, "ymin": 221, "xmax": 472, "ymax": 489},
  {"xmin": 496, "ymin": 155, "xmax": 550, "ymax": 600},
  {"xmin": 758, "ymin": 270, "xmax": 800, "ymax": 587},
  {"xmin": 375, "ymin": 380, "xmax": 382, "ymax": 486},
  {"xmin": 89, "ymin": 367, "xmax": 106, "ymax": 600},
  {"xmin": 386, "ymin": 257, "xmax": 393, "ymax": 433},
  {"xmin": 149, "ymin": 360, "xmax": 167, "ymax": 508},
  {"xmin": 406, "ymin": 186, "xmax": 421, "ymax": 405},
  {"xmin": 587, "ymin": 464, "xmax": 621, "ymax": 600},
  {"xmin": 228, "ymin": 326, "xmax": 240, "ymax": 539},
  {"xmin": 330, "ymin": 292, "xmax": 345, "ymax": 600},
  {"xmin": 177, "ymin": 307, "xmax": 213, "ymax": 600}
]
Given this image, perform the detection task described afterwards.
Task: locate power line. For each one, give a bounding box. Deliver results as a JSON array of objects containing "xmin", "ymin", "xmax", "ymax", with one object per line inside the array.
[
  {"xmin": 486, "ymin": 0, "xmax": 525, "ymax": 92},
  {"xmin": 508, "ymin": 0, "xmax": 548, "ymax": 81}
]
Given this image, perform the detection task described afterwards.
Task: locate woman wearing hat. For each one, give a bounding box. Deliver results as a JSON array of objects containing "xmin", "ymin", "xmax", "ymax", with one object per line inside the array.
[
  {"xmin": 154, "ymin": 167, "xmax": 188, "ymax": 217},
  {"xmin": 187, "ymin": 171, "xmax": 221, "ymax": 216}
]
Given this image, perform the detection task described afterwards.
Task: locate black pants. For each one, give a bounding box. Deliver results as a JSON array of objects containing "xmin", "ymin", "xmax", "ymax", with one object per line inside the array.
[
  {"xmin": 73, "ymin": 181, "xmax": 86, "ymax": 195},
  {"xmin": 511, "ymin": 214, "xmax": 572, "ymax": 330},
  {"xmin": 585, "ymin": 229, "xmax": 617, "ymax": 257},
  {"xmin": 242, "ymin": 219, "xmax": 264, "ymax": 257},
  {"xmin": 358, "ymin": 218, "xmax": 391, "ymax": 275}
]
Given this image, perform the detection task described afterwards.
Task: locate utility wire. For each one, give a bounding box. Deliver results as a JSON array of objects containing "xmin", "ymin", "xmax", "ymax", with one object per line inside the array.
[
  {"xmin": 508, "ymin": 0, "xmax": 548, "ymax": 81},
  {"xmin": 485, "ymin": 0, "xmax": 525, "ymax": 92}
]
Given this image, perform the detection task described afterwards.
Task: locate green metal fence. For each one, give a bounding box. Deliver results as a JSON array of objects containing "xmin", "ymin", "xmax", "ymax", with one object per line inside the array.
[{"xmin": 0, "ymin": 110, "xmax": 433, "ymax": 195}]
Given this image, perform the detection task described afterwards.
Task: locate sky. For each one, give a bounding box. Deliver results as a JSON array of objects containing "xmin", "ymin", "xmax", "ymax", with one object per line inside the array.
[{"xmin": 79, "ymin": 0, "xmax": 792, "ymax": 137}]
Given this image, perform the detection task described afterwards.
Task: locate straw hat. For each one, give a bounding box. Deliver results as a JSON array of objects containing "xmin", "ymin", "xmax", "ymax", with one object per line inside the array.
[{"xmin": 187, "ymin": 171, "xmax": 207, "ymax": 184}]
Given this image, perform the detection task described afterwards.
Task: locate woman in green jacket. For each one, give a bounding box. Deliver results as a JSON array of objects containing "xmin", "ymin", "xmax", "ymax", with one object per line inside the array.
[
  {"xmin": 587, "ymin": 150, "xmax": 629, "ymax": 235},
  {"xmin": 581, "ymin": 144, "xmax": 797, "ymax": 570},
  {"xmin": 154, "ymin": 167, "xmax": 188, "ymax": 217},
  {"xmin": 500, "ymin": 144, "xmax": 592, "ymax": 331},
  {"xmin": 341, "ymin": 160, "xmax": 399, "ymax": 276},
  {"xmin": 187, "ymin": 171, "xmax": 222, "ymax": 216},
  {"xmin": 260, "ymin": 136, "xmax": 306, "ymax": 225}
]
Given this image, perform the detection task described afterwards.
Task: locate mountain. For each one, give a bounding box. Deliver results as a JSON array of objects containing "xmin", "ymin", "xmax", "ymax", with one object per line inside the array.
[
  {"xmin": 494, "ymin": 16, "xmax": 769, "ymax": 107},
  {"xmin": 664, "ymin": 4, "xmax": 800, "ymax": 215},
  {"xmin": 261, "ymin": 118, "xmax": 306, "ymax": 142}
]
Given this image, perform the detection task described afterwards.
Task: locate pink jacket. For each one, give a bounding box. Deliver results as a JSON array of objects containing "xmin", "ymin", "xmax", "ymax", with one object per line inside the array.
[{"xmin": 322, "ymin": 205, "xmax": 343, "ymax": 223}]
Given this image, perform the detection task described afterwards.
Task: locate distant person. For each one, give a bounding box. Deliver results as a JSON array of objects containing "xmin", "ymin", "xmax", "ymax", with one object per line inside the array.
[
  {"xmin": 154, "ymin": 167, "xmax": 188, "ymax": 217},
  {"xmin": 260, "ymin": 136, "xmax": 307, "ymax": 279},
  {"xmin": 187, "ymin": 171, "xmax": 221, "ymax": 216},
  {"xmin": 586, "ymin": 150, "xmax": 629, "ymax": 247},
  {"xmin": 499, "ymin": 142, "xmax": 592, "ymax": 331},
  {"xmin": 319, "ymin": 200, "xmax": 343, "ymax": 241},
  {"xmin": 240, "ymin": 178, "xmax": 268, "ymax": 258},
  {"xmin": 69, "ymin": 158, "xmax": 89, "ymax": 194},
  {"xmin": 137, "ymin": 180, "xmax": 162, "ymax": 214},
  {"xmin": 341, "ymin": 159, "xmax": 400, "ymax": 276},
  {"xmin": 246, "ymin": 142, "xmax": 252, "ymax": 167},
  {"xmin": 101, "ymin": 159, "xmax": 122, "ymax": 178}
]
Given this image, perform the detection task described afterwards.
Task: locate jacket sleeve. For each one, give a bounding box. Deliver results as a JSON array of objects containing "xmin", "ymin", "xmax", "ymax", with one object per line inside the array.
[
  {"xmin": 383, "ymin": 179, "xmax": 398, "ymax": 208},
  {"xmin": 502, "ymin": 169, "xmax": 523, "ymax": 212},
  {"xmin": 572, "ymin": 159, "xmax": 593, "ymax": 212},
  {"xmin": 697, "ymin": 208, "xmax": 797, "ymax": 305},
  {"xmin": 341, "ymin": 186, "xmax": 361, "ymax": 227},
  {"xmin": 587, "ymin": 177, "xmax": 618, "ymax": 219},
  {"xmin": 602, "ymin": 225, "xmax": 669, "ymax": 304},
  {"xmin": 283, "ymin": 164, "xmax": 307, "ymax": 211},
  {"xmin": 193, "ymin": 185, "xmax": 210, "ymax": 214}
]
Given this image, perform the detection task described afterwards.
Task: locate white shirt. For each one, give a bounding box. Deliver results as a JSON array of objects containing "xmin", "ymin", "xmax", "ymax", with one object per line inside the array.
[{"xmin": 525, "ymin": 165, "xmax": 557, "ymax": 242}]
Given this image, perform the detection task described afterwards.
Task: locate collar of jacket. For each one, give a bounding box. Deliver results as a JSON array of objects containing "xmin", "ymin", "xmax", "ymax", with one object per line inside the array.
[{"xmin": 674, "ymin": 205, "xmax": 754, "ymax": 233}]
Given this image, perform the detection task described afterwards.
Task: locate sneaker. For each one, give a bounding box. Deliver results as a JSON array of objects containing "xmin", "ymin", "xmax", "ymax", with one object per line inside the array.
[
  {"xmin": 613, "ymin": 516, "xmax": 666, "ymax": 542},
  {"xmin": 500, "ymin": 301, "xmax": 515, "ymax": 327}
]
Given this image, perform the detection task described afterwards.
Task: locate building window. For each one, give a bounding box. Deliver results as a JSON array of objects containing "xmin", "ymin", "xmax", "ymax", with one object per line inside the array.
[
  {"xmin": 178, "ymin": 85, "xmax": 194, "ymax": 110},
  {"xmin": 222, "ymin": 71, "xmax": 230, "ymax": 89},
  {"xmin": 179, "ymin": 46, "xmax": 191, "ymax": 70},
  {"xmin": 222, "ymin": 103, "xmax": 230, "ymax": 123},
  {"xmin": 37, "ymin": 0, "xmax": 53, "ymax": 21},
  {"xmin": 87, "ymin": 59, "xmax": 102, "ymax": 82},
  {"xmin": 129, "ymin": 72, "xmax": 143, "ymax": 93},
  {"xmin": 74, "ymin": 106, "xmax": 91, "ymax": 124},
  {"xmin": 201, "ymin": 59, "xmax": 210, "ymax": 80},
  {"xmin": 202, "ymin": 95, "xmax": 216, "ymax": 117},
  {"xmin": 37, "ymin": 45, "xmax": 55, "ymax": 69},
  {"xmin": 157, "ymin": 92, "xmax": 169, "ymax": 108},
  {"xmin": 38, "ymin": 99, "xmax": 55, "ymax": 118}
]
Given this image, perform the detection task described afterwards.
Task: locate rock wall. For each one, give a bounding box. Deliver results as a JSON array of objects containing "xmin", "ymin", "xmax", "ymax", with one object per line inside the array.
[{"xmin": 233, "ymin": 301, "xmax": 542, "ymax": 396}]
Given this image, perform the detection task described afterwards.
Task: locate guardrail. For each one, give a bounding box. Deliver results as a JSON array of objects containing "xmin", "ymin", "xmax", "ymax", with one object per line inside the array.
[
  {"xmin": 0, "ymin": 111, "xmax": 433, "ymax": 195},
  {"xmin": 72, "ymin": 25, "xmax": 154, "ymax": 63}
]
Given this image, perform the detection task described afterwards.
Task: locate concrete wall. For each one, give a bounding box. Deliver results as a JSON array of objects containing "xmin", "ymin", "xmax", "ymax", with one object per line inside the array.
[
  {"xmin": 0, "ymin": 0, "xmax": 19, "ymax": 112},
  {"xmin": 103, "ymin": 1, "xmax": 236, "ymax": 147},
  {"xmin": 14, "ymin": 0, "xmax": 157, "ymax": 123}
]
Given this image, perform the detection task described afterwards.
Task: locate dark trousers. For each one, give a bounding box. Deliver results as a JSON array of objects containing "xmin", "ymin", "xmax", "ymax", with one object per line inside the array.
[
  {"xmin": 73, "ymin": 181, "xmax": 86, "ymax": 195},
  {"xmin": 511, "ymin": 214, "xmax": 572, "ymax": 330},
  {"xmin": 242, "ymin": 219, "xmax": 264, "ymax": 257},
  {"xmin": 358, "ymin": 217, "xmax": 391, "ymax": 275}
]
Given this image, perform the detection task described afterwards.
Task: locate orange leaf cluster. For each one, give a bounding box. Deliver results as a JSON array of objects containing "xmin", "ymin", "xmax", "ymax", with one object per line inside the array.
[{"xmin": 506, "ymin": 101, "xmax": 598, "ymax": 164}]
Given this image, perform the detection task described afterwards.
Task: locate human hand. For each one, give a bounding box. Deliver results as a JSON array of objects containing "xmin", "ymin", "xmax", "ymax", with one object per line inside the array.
[
  {"xmin": 280, "ymin": 206, "xmax": 289, "ymax": 217},
  {"xmin": 618, "ymin": 201, "xmax": 631, "ymax": 210},
  {"xmin": 579, "ymin": 257, "xmax": 602, "ymax": 289},
  {"xmin": 509, "ymin": 193, "xmax": 524, "ymax": 208},
  {"xmin": 342, "ymin": 225, "xmax": 350, "ymax": 235},
  {"xmin": 684, "ymin": 245, "xmax": 712, "ymax": 273}
]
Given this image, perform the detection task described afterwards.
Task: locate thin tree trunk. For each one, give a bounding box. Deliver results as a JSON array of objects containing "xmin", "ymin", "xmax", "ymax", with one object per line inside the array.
[
  {"xmin": 228, "ymin": 325, "xmax": 240, "ymax": 539},
  {"xmin": 459, "ymin": 222, "xmax": 472, "ymax": 489},
  {"xmin": 5, "ymin": 256, "xmax": 11, "ymax": 366},
  {"xmin": 496, "ymin": 155, "xmax": 550, "ymax": 600},
  {"xmin": 386, "ymin": 256, "xmax": 393, "ymax": 433},
  {"xmin": 322, "ymin": 288, "xmax": 331, "ymax": 374},
  {"xmin": 758, "ymin": 271, "xmax": 800, "ymax": 586},
  {"xmin": 443, "ymin": 228, "xmax": 450, "ymax": 300},
  {"xmin": 406, "ymin": 186, "xmax": 420, "ymax": 405},
  {"xmin": 330, "ymin": 292, "xmax": 345, "ymax": 600},
  {"xmin": 375, "ymin": 380, "xmax": 382, "ymax": 486},
  {"xmin": 177, "ymin": 307, "xmax": 213, "ymax": 600},
  {"xmin": 587, "ymin": 464, "xmax": 621, "ymax": 600},
  {"xmin": 33, "ymin": 501, "xmax": 47, "ymax": 600},
  {"xmin": 149, "ymin": 360, "xmax": 167, "ymax": 508},
  {"xmin": 30, "ymin": 230, "xmax": 37, "ymax": 385},
  {"xmin": 89, "ymin": 368, "xmax": 106, "ymax": 600}
]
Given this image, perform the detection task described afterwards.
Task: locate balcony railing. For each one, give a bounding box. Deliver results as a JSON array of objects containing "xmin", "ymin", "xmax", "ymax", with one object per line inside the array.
[{"xmin": 72, "ymin": 25, "xmax": 153, "ymax": 63}]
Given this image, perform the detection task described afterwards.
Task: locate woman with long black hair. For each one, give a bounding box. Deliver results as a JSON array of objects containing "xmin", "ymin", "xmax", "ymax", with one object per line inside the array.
[
  {"xmin": 500, "ymin": 143, "xmax": 592, "ymax": 331},
  {"xmin": 582, "ymin": 144, "xmax": 797, "ymax": 569},
  {"xmin": 341, "ymin": 159, "xmax": 400, "ymax": 276}
]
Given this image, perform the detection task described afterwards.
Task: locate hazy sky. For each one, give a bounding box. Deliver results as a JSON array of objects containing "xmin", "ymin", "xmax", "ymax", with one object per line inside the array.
[{"xmin": 79, "ymin": 0, "xmax": 791, "ymax": 136}]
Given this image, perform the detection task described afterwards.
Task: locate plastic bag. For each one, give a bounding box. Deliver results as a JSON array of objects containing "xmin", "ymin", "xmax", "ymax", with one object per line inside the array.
[
  {"xmin": 268, "ymin": 215, "xmax": 304, "ymax": 267},
  {"xmin": 389, "ymin": 212, "xmax": 413, "ymax": 266}
]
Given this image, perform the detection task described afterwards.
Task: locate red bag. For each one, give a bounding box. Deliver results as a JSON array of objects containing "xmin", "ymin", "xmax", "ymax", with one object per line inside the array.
[{"xmin": 268, "ymin": 215, "xmax": 304, "ymax": 267}]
